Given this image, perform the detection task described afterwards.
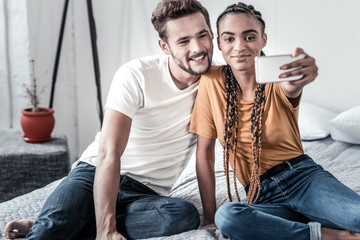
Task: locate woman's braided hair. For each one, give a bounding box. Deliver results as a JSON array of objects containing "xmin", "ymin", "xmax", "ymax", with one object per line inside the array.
[{"xmin": 218, "ymin": 2, "xmax": 266, "ymax": 204}]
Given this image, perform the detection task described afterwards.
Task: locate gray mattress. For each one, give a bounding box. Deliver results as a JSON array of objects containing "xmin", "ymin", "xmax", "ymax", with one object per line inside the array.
[{"xmin": 1, "ymin": 137, "xmax": 359, "ymax": 239}]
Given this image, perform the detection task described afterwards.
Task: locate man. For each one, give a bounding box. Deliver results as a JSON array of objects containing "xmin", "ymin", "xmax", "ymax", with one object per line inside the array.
[
  {"xmin": 5, "ymin": 0, "xmax": 213, "ymax": 239},
  {"xmin": 4, "ymin": 0, "xmax": 318, "ymax": 239}
]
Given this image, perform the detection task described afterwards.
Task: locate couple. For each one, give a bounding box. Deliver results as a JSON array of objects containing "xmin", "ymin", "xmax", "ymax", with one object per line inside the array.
[{"xmin": 4, "ymin": 0, "xmax": 360, "ymax": 240}]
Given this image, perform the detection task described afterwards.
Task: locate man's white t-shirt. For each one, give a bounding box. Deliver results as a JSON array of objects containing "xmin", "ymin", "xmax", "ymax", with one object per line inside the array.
[{"xmin": 73, "ymin": 55, "xmax": 199, "ymax": 196}]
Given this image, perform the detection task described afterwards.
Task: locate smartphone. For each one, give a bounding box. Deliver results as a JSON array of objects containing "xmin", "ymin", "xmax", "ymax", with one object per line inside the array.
[{"xmin": 254, "ymin": 54, "xmax": 306, "ymax": 84}]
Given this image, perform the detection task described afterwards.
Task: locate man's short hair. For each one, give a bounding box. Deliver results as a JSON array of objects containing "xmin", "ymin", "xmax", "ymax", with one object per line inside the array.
[{"xmin": 151, "ymin": 0, "xmax": 211, "ymax": 42}]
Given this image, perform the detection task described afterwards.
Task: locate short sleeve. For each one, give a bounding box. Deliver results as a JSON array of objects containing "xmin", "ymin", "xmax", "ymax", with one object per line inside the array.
[
  {"xmin": 272, "ymin": 83, "xmax": 302, "ymax": 111},
  {"xmin": 190, "ymin": 76, "xmax": 218, "ymax": 139},
  {"xmin": 104, "ymin": 66, "xmax": 144, "ymax": 119}
]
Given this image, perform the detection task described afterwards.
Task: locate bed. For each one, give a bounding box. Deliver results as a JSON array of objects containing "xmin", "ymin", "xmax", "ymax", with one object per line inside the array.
[
  {"xmin": 1, "ymin": 103, "xmax": 359, "ymax": 239},
  {"xmin": 1, "ymin": 137, "xmax": 359, "ymax": 240}
]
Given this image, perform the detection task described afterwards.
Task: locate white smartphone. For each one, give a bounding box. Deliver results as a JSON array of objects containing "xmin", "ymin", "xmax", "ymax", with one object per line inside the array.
[{"xmin": 254, "ymin": 54, "xmax": 306, "ymax": 84}]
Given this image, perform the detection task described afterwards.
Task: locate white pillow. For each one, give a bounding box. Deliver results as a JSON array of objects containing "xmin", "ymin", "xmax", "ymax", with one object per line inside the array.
[
  {"xmin": 330, "ymin": 106, "xmax": 360, "ymax": 144},
  {"xmin": 298, "ymin": 102, "xmax": 337, "ymax": 140}
]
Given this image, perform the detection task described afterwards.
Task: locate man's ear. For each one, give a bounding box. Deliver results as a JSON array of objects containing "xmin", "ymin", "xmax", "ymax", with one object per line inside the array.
[
  {"xmin": 217, "ymin": 36, "xmax": 221, "ymax": 51},
  {"xmin": 158, "ymin": 39, "xmax": 171, "ymax": 55}
]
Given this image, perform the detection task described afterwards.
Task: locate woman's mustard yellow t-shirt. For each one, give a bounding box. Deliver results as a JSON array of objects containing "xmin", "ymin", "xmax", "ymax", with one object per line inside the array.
[{"xmin": 189, "ymin": 65, "xmax": 304, "ymax": 186}]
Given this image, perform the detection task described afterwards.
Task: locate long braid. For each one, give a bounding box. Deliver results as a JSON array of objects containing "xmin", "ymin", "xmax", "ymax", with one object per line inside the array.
[
  {"xmin": 223, "ymin": 65, "xmax": 238, "ymax": 201},
  {"xmin": 224, "ymin": 65, "xmax": 266, "ymax": 203},
  {"xmin": 219, "ymin": 2, "xmax": 267, "ymax": 204},
  {"xmin": 247, "ymin": 84, "xmax": 265, "ymax": 204},
  {"xmin": 227, "ymin": 66, "xmax": 242, "ymax": 202}
]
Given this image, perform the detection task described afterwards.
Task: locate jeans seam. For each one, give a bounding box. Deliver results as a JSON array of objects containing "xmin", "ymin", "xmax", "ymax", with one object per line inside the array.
[
  {"xmin": 299, "ymin": 207, "xmax": 348, "ymax": 231},
  {"xmin": 300, "ymin": 209, "xmax": 327, "ymax": 223},
  {"xmin": 68, "ymin": 211, "xmax": 96, "ymax": 240},
  {"xmin": 271, "ymin": 176, "xmax": 296, "ymax": 209}
]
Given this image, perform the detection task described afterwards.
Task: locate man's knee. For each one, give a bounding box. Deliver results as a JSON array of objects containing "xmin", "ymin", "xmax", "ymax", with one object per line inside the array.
[{"xmin": 158, "ymin": 198, "xmax": 200, "ymax": 233}]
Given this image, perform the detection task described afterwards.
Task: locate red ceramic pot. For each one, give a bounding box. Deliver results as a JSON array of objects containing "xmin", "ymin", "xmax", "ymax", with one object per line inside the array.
[{"xmin": 20, "ymin": 107, "xmax": 55, "ymax": 143}]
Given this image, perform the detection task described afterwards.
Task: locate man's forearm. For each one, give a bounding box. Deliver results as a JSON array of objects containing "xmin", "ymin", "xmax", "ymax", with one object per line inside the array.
[
  {"xmin": 94, "ymin": 154, "xmax": 121, "ymax": 235},
  {"xmin": 93, "ymin": 109, "xmax": 131, "ymax": 239}
]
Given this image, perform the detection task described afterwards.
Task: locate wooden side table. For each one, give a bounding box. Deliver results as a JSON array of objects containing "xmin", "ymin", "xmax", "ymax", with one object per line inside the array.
[{"xmin": 0, "ymin": 129, "xmax": 70, "ymax": 203}]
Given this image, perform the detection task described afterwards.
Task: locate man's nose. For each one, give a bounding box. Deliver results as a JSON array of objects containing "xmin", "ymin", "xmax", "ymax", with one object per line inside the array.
[{"xmin": 189, "ymin": 39, "xmax": 203, "ymax": 53}]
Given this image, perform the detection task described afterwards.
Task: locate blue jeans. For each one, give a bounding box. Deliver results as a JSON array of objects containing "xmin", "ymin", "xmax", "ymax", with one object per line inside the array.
[
  {"xmin": 27, "ymin": 162, "xmax": 200, "ymax": 240},
  {"xmin": 215, "ymin": 156, "xmax": 360, "ymax": 240}
]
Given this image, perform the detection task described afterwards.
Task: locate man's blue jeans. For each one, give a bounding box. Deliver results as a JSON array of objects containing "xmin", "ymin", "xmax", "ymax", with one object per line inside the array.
[
  {"xmin": 215, "ymin": 156, "xmax": 360, "ymax": 240},
  {"xmin": 27, "ymin": 162, "xmax": 200, "ymax": 240}
]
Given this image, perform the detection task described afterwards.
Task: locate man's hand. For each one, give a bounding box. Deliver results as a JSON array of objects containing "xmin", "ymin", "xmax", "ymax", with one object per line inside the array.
[{"xmin": 96, "ymin": 230, "xmax": 127, "ymax": 240}]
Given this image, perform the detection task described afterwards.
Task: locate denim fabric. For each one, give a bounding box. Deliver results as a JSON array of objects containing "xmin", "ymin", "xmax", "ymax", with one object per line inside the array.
[
  {"xmin": 215, "ymin": 157, "xmax": 360, "ymax": 240},
  {"xmin": 27, "ymin": 162, "xmax": 200, "ymax": 240}
]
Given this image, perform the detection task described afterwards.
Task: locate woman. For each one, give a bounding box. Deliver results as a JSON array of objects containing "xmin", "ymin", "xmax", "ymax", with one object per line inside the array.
[{"xmin": 189, "ymin": 2, "xmax": 360, "ymax": 240}]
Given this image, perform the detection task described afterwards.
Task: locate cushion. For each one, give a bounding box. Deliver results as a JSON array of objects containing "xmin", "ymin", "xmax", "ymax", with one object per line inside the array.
[
  {"xmin": 330, "ymin": 106, "xmax": 360, "ymax": 144},
  {"xmin": 298, "ymin": 102, "xmax": 337, "ymax": 140}
]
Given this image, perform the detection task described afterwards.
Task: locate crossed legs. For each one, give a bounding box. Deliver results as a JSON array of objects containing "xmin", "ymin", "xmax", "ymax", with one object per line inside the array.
[{"xmin": 215, "ymin": 158, "xmax": 360, "ymax": 240}]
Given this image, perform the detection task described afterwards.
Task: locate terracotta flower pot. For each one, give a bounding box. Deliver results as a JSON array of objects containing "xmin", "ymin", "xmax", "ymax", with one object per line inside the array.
[{"xmin": 20, "ymin": 107, "xmax": 55, "ymax": 143}]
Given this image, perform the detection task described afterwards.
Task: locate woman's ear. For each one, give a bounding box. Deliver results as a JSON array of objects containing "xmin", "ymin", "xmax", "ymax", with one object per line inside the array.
[
  {"xmin": 158, "ymin": 39, "xmax": 171, "ymax": 55},
  {"xmin": 262, "ymin": 33, "xmax": 268, "ymax": 48}
]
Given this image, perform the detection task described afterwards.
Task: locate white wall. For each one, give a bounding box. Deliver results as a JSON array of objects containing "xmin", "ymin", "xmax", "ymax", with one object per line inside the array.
[
  {"xmin": 207, "ymin": 0, "xmax": 360, "ymax": 113},
  {"xmin": 1, "ymin": 0, "xmax": 360, "ymax": 163},
  {"xmin": 261, "ymin": 1, "xmax": 360, "ymax": 112},
  {"xmin": 0, "ymin": 0, "xmax": 30, "ymax": 129}
]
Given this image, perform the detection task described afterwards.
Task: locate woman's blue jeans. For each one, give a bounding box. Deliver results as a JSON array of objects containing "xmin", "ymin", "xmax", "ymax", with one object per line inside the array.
[
  {"xmin": 26, "ymin": 162, "xmax": 200, "ymax": 240},
  {"xmin": 215, "ymin": 157, "xmax": 360, "ymax": 240}
]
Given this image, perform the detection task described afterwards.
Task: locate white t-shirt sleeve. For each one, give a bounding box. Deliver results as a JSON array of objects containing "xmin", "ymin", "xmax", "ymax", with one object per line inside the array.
[{"xmin": 104, "ymin": 65, "xmax": 143, "ymax": 119}]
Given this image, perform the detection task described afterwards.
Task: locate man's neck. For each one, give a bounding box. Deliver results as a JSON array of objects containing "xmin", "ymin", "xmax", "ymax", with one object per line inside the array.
[{"xmin": 168, "ymin": 57, "xmax": 200, "ymax": 90}]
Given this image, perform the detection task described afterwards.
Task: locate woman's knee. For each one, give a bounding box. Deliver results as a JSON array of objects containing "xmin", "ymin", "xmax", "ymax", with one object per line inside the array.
[
  {"xmin": 346, "ymin": 215, "xmax": 360, "ymax": 233},
  {"xmin": 215, "ymin": 202, "xmax": 249, "ymax": 236}
]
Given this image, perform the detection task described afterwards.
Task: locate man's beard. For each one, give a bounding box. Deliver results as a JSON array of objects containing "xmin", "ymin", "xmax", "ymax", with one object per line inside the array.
[{"xmin": 171, "ymin": 50, "xmax": 212, "ymax": 76}]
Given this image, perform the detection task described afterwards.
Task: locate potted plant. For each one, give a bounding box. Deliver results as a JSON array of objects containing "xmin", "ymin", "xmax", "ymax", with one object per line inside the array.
[{"xmin": 20, "ymin": 59, "xmax": 55, "ymax": 143}]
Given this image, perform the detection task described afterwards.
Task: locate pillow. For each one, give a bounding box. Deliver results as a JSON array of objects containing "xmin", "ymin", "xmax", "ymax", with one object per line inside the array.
[
  {"xmin": 330, "ymin": 106, "xmax": 360, "ymax": 144},
  {"xmin": 298, "ymin": 102, "xmax": 337, "ymax": 140}
]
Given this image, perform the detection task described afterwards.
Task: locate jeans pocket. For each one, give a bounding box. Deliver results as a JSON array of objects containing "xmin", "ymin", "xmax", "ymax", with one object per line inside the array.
[
  {"xmin": 291, "ymin": 158, "xmax": 319, "ymax": 173},
  {"xmin": 69, "ymin": 162, "xmax": 96, "ymax": 181},
  {"xmin": 120, "ymin": 176, "xmax": 158, "ymax": 195}
]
